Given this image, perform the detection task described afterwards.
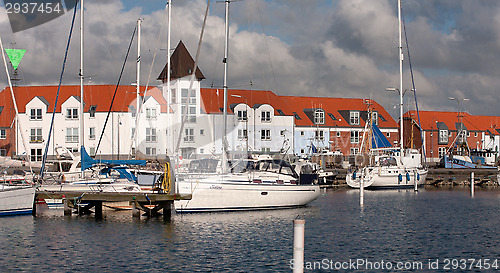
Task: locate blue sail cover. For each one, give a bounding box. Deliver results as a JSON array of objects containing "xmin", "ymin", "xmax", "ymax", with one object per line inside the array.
[
  {"xmin": 81, "ymin": 146, "xmax": 147, "ymax": 171},
  {"xmin": 371, "ymin": 124, "xmax": 392, "ymax": 148}
]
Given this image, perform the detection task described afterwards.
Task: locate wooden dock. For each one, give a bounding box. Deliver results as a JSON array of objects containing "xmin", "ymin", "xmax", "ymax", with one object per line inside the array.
[{"xmin": 35, "ymin": 190, "xmax": 192, "ymax": 219}]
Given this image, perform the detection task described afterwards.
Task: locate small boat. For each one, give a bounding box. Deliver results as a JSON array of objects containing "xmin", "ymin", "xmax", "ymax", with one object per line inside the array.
[{"xmin": 440, "ymin": 154, "xmax": 496, "ymax": 169}]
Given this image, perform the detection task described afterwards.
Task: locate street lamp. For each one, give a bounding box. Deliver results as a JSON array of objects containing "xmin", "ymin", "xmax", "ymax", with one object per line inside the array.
[{"xmin": 231, "ymin": 94, "xmax": 249, "ymax": 155}]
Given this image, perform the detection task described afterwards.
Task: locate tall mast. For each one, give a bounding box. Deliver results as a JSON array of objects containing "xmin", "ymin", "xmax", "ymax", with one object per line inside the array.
[
  {"xmin": 0, "ymin": 37, "xmax": 33, "ymax": 174},
  {"xmin": 398, "ymin": 0, "xmax": 404, "ymax": 162},
  {"xmin": 136, "ymin": 18, "xmax": 141, "ymax": 156},
  {"xmin": 221, "ymin": 0, "xmax": 230, "ymax": 173},
  {"xmin": 79, "ymin": 0, "xmax": 85, "ymax": 176},
  {"xmin": 167, "ymin": 0, "xmax": 172, "ymax": 155}
]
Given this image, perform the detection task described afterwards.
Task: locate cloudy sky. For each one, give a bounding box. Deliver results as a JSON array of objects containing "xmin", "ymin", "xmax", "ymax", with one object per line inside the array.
[{"xmin": 1, "ymin": 0, "xmax": 500, "ymax": 120}]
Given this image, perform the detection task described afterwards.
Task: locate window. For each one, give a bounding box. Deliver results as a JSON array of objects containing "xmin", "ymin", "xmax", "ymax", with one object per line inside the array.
[
  {"xmin": 467, "ymin": 131, "xmax": 471, "ymax": 137},
  {"xmin": 315, "ymin": 130, "xmax": 324, "ymax": 141},
  {"xmin": 30, "ymin": 108, "xmax": 42, "ymax": 120},
  {"xmin": 237, "ymin": 110, "xmax": 247, "ymax": 121},
  {"xmin": 89, "ymin": 147, "xmax": 96, "ymax": 156},
  {"xmin": 184, "ymin": 128, "xmax": 194, "ymax": 142},
  {"xmin": 280, "ymin": 130, "xmax": 286, "ymax": 136},
  {"xmin": 261, "ymin": 111, "xmax": 271, "ymax": 122},
  {"xmin": 293, "ymin": 112, "xmax": 302, "ymax": 120},
  {"xmin": 350, "ymin": 131, "xmax": 359, "ymax": 143},
  {"xmin": 300, "ymin": 149, "xmax": 305, "ymax": 154},
  {"xmin": 146, "ymin": 128, "xmax": 157, "ymax": 142},
  {"xmin": 337, "ymin": 131, "xmax": 341, "ymax": 137},
  {"xmin": 438, "ymin": 147, "xmax": 447, "ymax": 158},
  {"xmin": 89, "ymin": 105, "xmax": 97, "ymax": 118},
  {"xmin": 386, "ymin": 132, "xmax": 390, "ymax": 138},
  {"xmin": 474, "ymin": 132, "xmax": 478, "ymax": 137},
  {"xmin": 314, "ymin": 109, "xmax": 325, "ymax": 124},
  {"xmin": 171, "ymin": 89, "xmax": 176, "ymax": 103},
  {"xmin": 0, "ymin": 129, "xmax": 5, "ymax": 139},
  {"xmin": 200, "ymin": 148, "xmax": 204, "ymax": 154},
  {"xmin": 300, "ymin": 131, "xmax": 305, "ymax": 136},
  {"xmin": 350, "ymin": 147, "xmax": 359, "ymax": 155},
  {"xmin": 439, "ymin": 130, "xmax": 448, "ymax": 144},
  {"xmin": 89, "ymin": 127, "xmax": 95, "ymax": 140},
  {"xmin": 181, "ymin": 88, "xmax": 196, "ymax": 122},
  {"xmin": 66, "ymin": 128, "xmax": 78, "ymax": 143},
  {"xmin": 0, "ymin": 149, "xmax": 6, "ymax": 156},
  {"xmin": 131, "ymin": 128, "xmax": 136, "ymax": 139},
  {"xmin": 261, "ymin": 129, "xmax": 271, "ymax": 140},
  {"xmin": 350, "ymin": 111, "xmax": 360, "ymax": 125},
  {"xmin": 146, "ymin": 147, "xmax": 157, "ymax": 156},
  {"xmin": 30, "ymin": 128, "xmax": 43, "ymax": 143},
  {"xmin": 261, "ymin": 147, "xmax": 271, "ymax": 153},
  {"xmin": 30, "ymin": 148, "xmax": 42, "ymax": 162},
  {"xmin": 146, "ymin": 108, "xmax": 157, "ymax": 119},
  {"xmin": 200, "ymin": 129, "xmax": 205, "ymax": 135},
  {"xmin": 238, "ymin": 129, "xmax": 248, "ymax": 140},
  {"xmin": 66, "ymin": 108, "xmax": 78, "ymax": 119}
]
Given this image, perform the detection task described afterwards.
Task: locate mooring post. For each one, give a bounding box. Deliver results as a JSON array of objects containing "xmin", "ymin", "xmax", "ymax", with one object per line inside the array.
[
  {"xmin": 359, "ymin": 171, "xmax": 364, "ymax": 207},
  {"xmin": 132, "ymin": 200, "xmax": 140, "ymax": 218},
  {"xmin": 94, "ymin": 201, "xmax": 103, "ymax": 219},
  {"xmin": 162, "ymin": 201, "xmax": 172, "ymax": 219},
  {"xmin": 293, "ymin": 219, "xmax": 305, "ymax": 273},
  {"xmin": 414, "ymin": 170, "xmax": 418, "ymax": 192},
  {"xmin": 471, "ymin": 172, "xmax": 475, "ymax": 197},
  {"xmin": 63, "ymin": 198, "xmax": 72, "ymax": 216}
]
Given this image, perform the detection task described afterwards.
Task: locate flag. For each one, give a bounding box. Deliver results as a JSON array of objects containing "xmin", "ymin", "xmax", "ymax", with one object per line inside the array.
[{"xmin": 5, "ymin": 49, "xmax": 26, "ymax": 70}]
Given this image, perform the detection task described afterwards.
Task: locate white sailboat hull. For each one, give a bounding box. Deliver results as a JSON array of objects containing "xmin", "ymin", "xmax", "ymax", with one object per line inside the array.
[
  {"xmin": 175, "ymin": 176, "xmax": 320, "ymax": 212},
  {"xmin": 0, "ymin": 185, "xmax": 35, "ymax": 216},
  {"xmin": 347, "ymin": 167, "xmax": 428, "ymax": 189}
]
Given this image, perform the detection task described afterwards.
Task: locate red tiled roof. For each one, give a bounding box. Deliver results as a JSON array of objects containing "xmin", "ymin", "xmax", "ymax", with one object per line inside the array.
[
  {"xmin": 200, "ymin": 88, "xmax": 288, "ymax": 115},
  {"xmin": 200, "ymin": 88, "xmax": 397, "ymax": 128},
  {"xmin": 0, "ymin": 85, "xmax": 165, "ymax": 127},
  {"xmin": 406, "ymin": 110, "xmax": 500, "ymax": 135}
]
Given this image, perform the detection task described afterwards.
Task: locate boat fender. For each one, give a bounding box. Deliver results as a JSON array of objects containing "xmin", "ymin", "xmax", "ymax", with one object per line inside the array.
[
  {"xmin": 406, "ymin": 172, "xmax": 410, "ymax": 181},
  {"xmin": 417, "ymin": 173, "xmax": 420, "ymax": 181},
  {"xmin": 398, "ymin": 174, "xmax": 403, "ymax": 182},
  {"xmin": 352, "ymin": 171, "xmax": 356, "ymax": 180}
]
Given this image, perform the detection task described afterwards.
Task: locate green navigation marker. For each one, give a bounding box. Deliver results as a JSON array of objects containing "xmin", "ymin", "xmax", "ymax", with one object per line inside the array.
[{"xmin": 5, "ymin": 49, "xmax": 26, "ymax": 70}]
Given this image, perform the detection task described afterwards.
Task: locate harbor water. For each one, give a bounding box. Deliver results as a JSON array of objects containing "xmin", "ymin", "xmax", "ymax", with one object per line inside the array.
[{"xmin": 1, "ymin": 187, "xmax": 499, "ymax": 272}]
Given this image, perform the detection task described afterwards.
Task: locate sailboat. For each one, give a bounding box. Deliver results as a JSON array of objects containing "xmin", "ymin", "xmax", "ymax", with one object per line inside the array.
[
  {"xmin": 174, "ymin": 1, "xmax": 320, "ymax": 212},
  {"xmin": 346, "ymin": 0, "xmax": 428, "ymax": 189}
]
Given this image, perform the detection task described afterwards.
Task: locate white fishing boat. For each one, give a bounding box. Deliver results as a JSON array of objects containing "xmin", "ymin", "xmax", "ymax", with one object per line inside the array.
[
  {"xmin": 174, "ymin": 1, "xmax": 319, "ymax": 212},
  {"xmin": 346, "ymin": 0, "xmax": 428, "ymax": 189}
]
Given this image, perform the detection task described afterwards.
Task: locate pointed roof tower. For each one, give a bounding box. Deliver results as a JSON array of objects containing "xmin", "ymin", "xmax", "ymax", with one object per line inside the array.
[{"xmin": 157, "ymin": 40, "xmax": 205, "ymax": 83}]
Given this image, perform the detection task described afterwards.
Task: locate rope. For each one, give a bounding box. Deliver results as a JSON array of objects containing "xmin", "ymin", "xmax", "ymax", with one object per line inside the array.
[
  {"xmin": 40, "ymin": 0, "xmax": 78, "ymax": 180},
  {"xmin": 95, "ymin": 27, "xmax": 136, "ymax": 154}
]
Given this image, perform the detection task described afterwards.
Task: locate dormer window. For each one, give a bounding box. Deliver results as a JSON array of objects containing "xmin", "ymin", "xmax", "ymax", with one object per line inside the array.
[
  {"xmin": 66, "ymin": 108, "xmax": 78, "ymax": 119},
  {"xmin": 237, "ymin": 110, "xmax": 247, "ymax": 121},
  {"xmin": 350, "ymin": 111, "xmax": 360, "ymax": 125},
  {"xmin": 314, "ymin": 109, "xmax": 325, "ymax": 125},
  {"xmin": 30, "ymin": 108, "xmax": 42, "ymax": 120},
  {"xmin": 89, "ymin": 105, "xmax": 97, "ymax": 118},
  {"xmin": 261, "ymin": 111, "xmax": 271, "ymax": 122}
]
